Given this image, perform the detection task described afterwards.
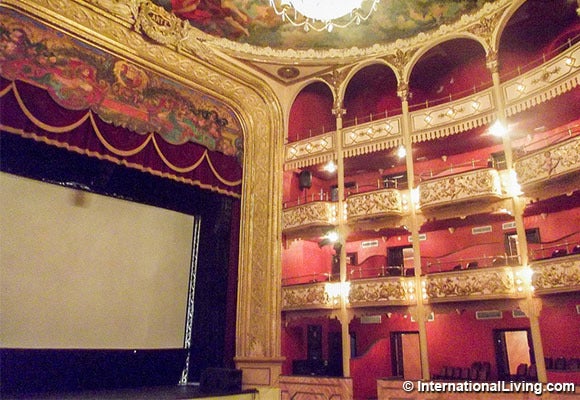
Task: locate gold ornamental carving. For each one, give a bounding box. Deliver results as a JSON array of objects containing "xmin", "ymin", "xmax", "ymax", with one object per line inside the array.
[
  {"xmin": 531, "ymin": 256, "xmax": 580, "ymax": 293},
  {"xmin": 282, "ymin": 202, "xmax": 336, "ymax": 232},
  {"xmin": 4, "ymin": 0, "xmax": 285, "ymax": 362},
  {"xmin": 134, "ymin": 0, "xmax": 212, "ymax": 59},
  {"xmin": 425, "ymin": 268, "xmax": 515, "ymax": 301},
  {"xmin": 418, "ymin": 168, "xmax": 502, "ymax": 209},
  {"xmin": 514, "ymin": 136, "xmax": 580, "ymax": 188},
  {"xmin": 282, "ymin": 284, "xmax": 330, "ymax": 311},
  {"xmin": 349, "ymin": 279, "xmax": 409, "ymax": 306},
  {"xmin": 346, "ymin": 189, "xmax": 403, "ymax": 221}
]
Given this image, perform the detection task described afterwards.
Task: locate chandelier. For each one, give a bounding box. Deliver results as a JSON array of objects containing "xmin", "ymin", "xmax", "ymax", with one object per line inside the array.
[{"xmin": 269, "ymin": 0, "xmax": 380, "ymax": 32}]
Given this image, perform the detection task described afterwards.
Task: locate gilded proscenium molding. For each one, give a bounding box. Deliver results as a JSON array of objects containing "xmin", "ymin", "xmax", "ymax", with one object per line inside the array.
[
  {"xmin": 349, "ymin": 277, "xmax": 412, "ymax": 307},
  {"xmin": 504, "ymin": 42, "xmax": 580, "ymax": 116},
  {"xmin": 514, "ymin": 135, "xmax": 580, "ymax": 188},
  {"xmin": 284, "ymin": 133, "xmax": 335, "ymax": 170},
  {"xmin": 282, "ymin": 283, "xmax": 331, "ymax": 311},
  {"xmin": 531, "ymin": 255, "xmax": 580, "ymax": 295},
  {"xmin": 418, "ymin": 168, "xmax": 502, "ymax": 209},
  {"xmin": 410, "ymin": 89, "xmax": 495, "ymax": 142},
  {"xmin": 4, "ymin": 0, "xmax": 285, "ymax": 364},
  {"xmin": 425, "ymin": 266, "xmax": 517, "ymax": 302},
  {"xmin": 282, "ymin": 201, "xmax": 336, "ymax": 232},
  {"xmin": 342, "ymin": 116, "xmax": 403, "ymax": 157},
  {"xmin": 346, "ymin": 188, "xmax": 403, "ymax": 222}
]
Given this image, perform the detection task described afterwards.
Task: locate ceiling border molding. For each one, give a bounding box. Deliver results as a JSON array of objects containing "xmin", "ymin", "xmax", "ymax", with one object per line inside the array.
[{"xmin": 210, "ymin": 0, "xmax": 513, "ymax": 63}]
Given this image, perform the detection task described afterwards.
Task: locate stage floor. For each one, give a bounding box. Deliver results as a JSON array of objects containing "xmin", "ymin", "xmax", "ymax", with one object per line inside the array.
[{"xmin": 2, "ymin": 385, "xmax": 258, "ymax": 400}]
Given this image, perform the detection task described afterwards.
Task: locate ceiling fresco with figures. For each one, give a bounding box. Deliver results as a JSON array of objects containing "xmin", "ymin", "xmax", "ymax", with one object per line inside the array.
[{"xmin": 153, "ymin": 0, "xmax": 497, "ymax": 50}]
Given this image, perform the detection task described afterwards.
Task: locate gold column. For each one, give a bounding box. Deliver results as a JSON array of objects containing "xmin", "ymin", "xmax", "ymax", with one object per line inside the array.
[
  {"xmin": 398, "ymin": 83, "xmax": 430, "ymax": 380},
  {"xmin": 333, "ymin": 104, "xmax": 352, "ymax": 378},
  {"xmin": 488, "ymin": 55, "xmax": 546, "ymax": 382}
]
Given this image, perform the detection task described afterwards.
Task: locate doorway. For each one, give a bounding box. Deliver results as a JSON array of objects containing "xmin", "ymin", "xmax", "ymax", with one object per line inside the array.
[
  {"xmin": 494, "ymin": 328, "xmax": 534, "ymax": 380},
  {"xmin": 391, "ymin": 332, "xmax": 422, "ymax": 379}
]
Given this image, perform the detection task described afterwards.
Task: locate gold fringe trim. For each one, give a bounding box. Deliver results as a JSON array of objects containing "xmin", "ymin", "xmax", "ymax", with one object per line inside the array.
[
  {"xmin": 2, "ymin": 81, "xmax": 242, "ymax": 189},
  {"xmin": 1, "ymin": 125, "xmax": 241, "ymax": 199}
]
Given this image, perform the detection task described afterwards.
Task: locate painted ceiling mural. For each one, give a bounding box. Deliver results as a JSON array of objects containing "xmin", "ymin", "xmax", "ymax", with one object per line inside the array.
[
  {"xmin": 0, "ymin": 11, "xmax": 243, "ymax": 160},
  {"xmin": 155, "ymin": 0, "xmax": 496, "ymax": 49}
]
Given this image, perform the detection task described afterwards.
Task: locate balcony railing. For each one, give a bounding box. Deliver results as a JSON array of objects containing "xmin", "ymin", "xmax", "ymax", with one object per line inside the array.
[
  {"xmin": 346, "ymin": 188, "xmax": 404, "ymax": 221},
  {"xmin": 424, "ymin": 266, "xmax": 519, "ymax": 302},
  {"xmin": 282, "ymin": 201, "xmax": 336, "ymax": 232},
  {"xmin": 531, "ymin": 253, "xmax": 580, "ymax": 295},
  {"xmin": 281, "ymin": 256, "xmax": 580, "ymax": 312},
  {"xmin": 283, "ymin": 42, "xmax": 579, "ymax": 171},
  {"xmin": 514, "ymin": 135, "xmax": 580, "ymax": 188},
  {"xmin": 417, "ymin": 168, "xmax": 503, "ymax": 210}
]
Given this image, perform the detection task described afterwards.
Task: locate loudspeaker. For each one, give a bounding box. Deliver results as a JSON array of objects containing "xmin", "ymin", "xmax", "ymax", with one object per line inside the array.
[
  {"xmin": 199, "ymin": 368, "xmax": 242, "ymax": 394},
  {"xmin": 298, "ymin": 170, "xmax": 312, "ymax": 190}
]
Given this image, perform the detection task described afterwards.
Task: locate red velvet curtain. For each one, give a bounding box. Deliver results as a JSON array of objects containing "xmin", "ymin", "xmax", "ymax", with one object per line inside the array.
[{"xmin": 0, "ymin": 77, "xmax": 242, "ymax": 197}]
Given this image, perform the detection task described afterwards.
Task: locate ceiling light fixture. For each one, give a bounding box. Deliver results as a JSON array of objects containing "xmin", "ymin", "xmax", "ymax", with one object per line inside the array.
[{"xmin": 269, "ymin": 0, "xmax": 380, "ymax": 32}]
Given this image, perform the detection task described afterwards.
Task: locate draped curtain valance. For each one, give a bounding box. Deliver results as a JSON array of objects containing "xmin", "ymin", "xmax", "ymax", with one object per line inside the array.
[{"xmin": 0, "ymin": 77, "xmax": 242, "ymax": 197}]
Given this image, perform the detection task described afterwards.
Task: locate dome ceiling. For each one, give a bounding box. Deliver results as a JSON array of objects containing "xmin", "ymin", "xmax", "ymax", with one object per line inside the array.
[{"xmin": 154, "ymin": 0, "xmax": 497, "ymax": 50}]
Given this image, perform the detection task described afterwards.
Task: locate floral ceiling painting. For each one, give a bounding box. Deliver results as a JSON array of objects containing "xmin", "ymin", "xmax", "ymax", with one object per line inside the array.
[{"xmin": 155, "ymin": 0, "xmax": 497, "ymax": 49}]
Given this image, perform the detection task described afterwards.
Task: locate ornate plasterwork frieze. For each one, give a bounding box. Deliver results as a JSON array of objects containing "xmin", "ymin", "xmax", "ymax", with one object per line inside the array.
[
  {"xmin": 514, "ymin": 135, "xmax": 580, "ymax": 188},
  {"xmin": 346, "ymin": 189, "xmax": 403, "ymax": 221},
  {"xmin": 349, "ymin": 278, "xmax": 411, "ymax": 307},
  {"xmin": 410, "ymin": 89, "xmax": 495, "ymax": 142},
  {"xmin": 425, "ymin": 267, "xmax": 516, "ymax": 301},
  {"xmin": 282, "ymin": 201, "xmax": 336, "ymax": 232},
  {"xmin": 418, "ymin": 168, "xmax": 503, "ymax": 210},
  {"xmin": 282, "ymin": 283, "xmax": 331, "ymax": 311},
  {"xmin": 504, "ymin": 43, "xmax": 580, "ymax": 116},
  {"xmin": 531, "ymin": 256, "xmax": 580, "ymax": 294}
]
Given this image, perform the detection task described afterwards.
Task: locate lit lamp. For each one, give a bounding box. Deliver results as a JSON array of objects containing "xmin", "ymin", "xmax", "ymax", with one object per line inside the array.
[{"xmin": 269, "ymin": 0, "xmax": 380, "ymax": 32}]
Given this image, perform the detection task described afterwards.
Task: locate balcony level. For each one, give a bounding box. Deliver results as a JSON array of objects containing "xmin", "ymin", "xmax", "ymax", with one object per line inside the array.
[{"xmin": 281, "ymin": 253, "xmax": 580, "ymax": 313}]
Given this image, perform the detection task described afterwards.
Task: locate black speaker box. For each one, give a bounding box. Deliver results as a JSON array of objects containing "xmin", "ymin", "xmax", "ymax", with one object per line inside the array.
[
  {"xmin": 199, "ymin": 368, "xmax": 242, "ymax": 394},
  {"xmin": 299, "ymin": 170, "xmax": 312, "ymax": 190}
]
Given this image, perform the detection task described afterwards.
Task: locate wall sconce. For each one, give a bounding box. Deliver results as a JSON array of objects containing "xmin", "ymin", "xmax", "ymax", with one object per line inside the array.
[
  {"xmin": 515, "ymin": 267, "xmax": 534, "ymax": 293},
  {"xmin": 541, "ymin": 213, "xmax": 548, "ymax": 220},
  {"xmin": 448, "ymin": 227, "xmax": 455, "ymax": 234},
  {"xmin": 397, "ymin": 145, "xmax": 407, "ymax": 158},
  {"xmin": 324, "ymin": 160, "xmax": 337, "ymax": 173},
  {"xmin": 490, "ymin": 120, "xmax": 508, "ymax": 138}
]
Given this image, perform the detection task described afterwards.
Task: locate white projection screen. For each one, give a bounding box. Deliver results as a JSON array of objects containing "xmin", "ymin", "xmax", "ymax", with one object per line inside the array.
[{"xmin": 0, "ymin": 172, "xmax": 194, "ymax": 349}]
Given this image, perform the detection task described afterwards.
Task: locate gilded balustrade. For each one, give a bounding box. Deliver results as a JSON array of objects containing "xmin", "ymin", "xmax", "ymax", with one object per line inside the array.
[
  {"xmin": 424, "ymin": 266, "xmax": 518, "ymax": 302},
  {"xmin": 282, "ymin": 260, "xmax": 580, "ymax": 312},
  {"xmin": 346, "ymin": 188, "xmax": 403, "ymax": 221},
  {"xmin": 531, "ymin": 254, "xmax": 580, "ymax": 295},
  {"xmin": 514, "ymin": 135, "xmax": 580, "ymax": 188},
  {"xmin": 348, "ymin": 277, "xmax": 413, "ymax": 307},
  {"xmin": 282, "ymin": 201, "xmax": 336, "ymax": 232},
  {"xmin": 417, "ymin": 168, "xmax": 503, "ymax": 210}
]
